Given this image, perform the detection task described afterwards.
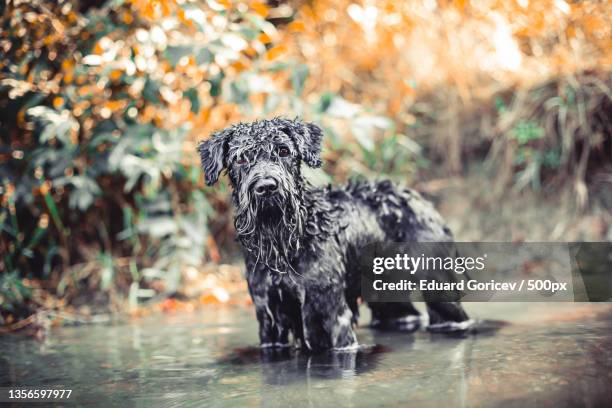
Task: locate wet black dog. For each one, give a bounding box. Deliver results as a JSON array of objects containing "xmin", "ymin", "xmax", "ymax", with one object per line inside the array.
[{"xmin": 198, "ymin": 118, "xmax": 473, "ymax": 351}]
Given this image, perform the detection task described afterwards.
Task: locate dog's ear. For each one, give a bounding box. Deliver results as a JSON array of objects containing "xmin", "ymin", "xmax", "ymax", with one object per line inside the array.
[
  {"xmin": 283, "ymin": 120, "xmax": 323, "ymax": 168},
  {"xmin": 197, "ymin": 128, "xmax": 233, "ymax": 185}
]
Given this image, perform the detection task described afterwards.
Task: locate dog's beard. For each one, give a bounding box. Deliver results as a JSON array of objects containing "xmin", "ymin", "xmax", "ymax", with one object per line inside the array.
[{"xmin": 234, "ymin": 181, "xmax": 306, "ymax": 274}]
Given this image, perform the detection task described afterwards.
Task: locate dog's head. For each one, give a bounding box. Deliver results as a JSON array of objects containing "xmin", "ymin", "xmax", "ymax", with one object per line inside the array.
[
  {"xmin": 197, "ymin": 118, "xmax": 323, "ymax": 262},
  {"xmin": 198, "ymin": 117, "xmax": 322, "ymax": 186},
  {"xmin": 198, "ymin": 117, "xmax": 322, "ymax": 201}
]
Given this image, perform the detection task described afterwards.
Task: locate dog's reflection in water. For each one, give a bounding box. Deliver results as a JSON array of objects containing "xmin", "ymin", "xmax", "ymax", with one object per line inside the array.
[
  {"xmin": 223, "ymin": 320, "xmax": 505, "ymax": 387},
  {"xmin": 226, "ymin": 344, "xmax": 389, "ymax": 384}
]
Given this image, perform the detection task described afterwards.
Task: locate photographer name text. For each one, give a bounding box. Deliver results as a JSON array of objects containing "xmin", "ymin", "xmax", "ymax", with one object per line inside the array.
[{"xmin": 372, "ymin": 278, "xmax": 568, "ymax": 293}]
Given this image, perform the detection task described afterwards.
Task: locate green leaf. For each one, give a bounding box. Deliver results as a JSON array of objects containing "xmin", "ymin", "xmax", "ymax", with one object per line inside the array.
[
  {"xmin": 510, "ymin": 121, "xmax": 545, "ymax": 145},
  {"xmin": 290, "ymin": 64, "xmax": 309, "ymax": 96},
  {"xmin": 316, "ymin": 92, "xmax": 334, "ymax": 113},
  {"xmin": 99, "ymin": 253, "xmax": 114, "ymax": 291},
  {"xmin": 184, "ymin": 88, "xmax": 200, "ymax": 113}
]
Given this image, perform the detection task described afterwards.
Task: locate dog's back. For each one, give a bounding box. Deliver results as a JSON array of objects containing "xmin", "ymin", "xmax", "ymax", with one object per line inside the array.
[{"xmin": 308, "ymin": 179, "xmax": 452, "ymax": 245}]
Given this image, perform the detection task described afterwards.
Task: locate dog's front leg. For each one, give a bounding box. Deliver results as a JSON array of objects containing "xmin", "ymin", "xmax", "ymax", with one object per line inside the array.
[
  {"xmin": 253, "ymin": 302, "xmax": 290, "ymax": 348},
  {"xmin": 299, "ymin": 284, "xmax": 358, "ymax": 351},
  {"xmin": 247, "ymin": 271, "xmax": 290, "ymax": 348}
]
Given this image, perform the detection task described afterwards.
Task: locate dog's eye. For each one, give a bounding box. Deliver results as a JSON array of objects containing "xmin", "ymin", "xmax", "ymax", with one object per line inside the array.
[
  {"xmin": 278, "ymin": 146, "xmax": 290, "ymax": 157},
  {"xmin": 235, "ymin": 155, "xmax": 247, "ymax": 165}
]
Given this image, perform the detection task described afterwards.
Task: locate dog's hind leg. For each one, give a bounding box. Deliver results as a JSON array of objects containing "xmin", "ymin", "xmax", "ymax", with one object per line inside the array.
[
  {"xmin": 369, "ymin": 302, "xmax": 422, "ymax": 331},
  {"xmin": 418, "ymin": 265, "xmax": 474, "ymax": 332},
  {"xmin": 425, "ymin": 301, "xmax": 474, "ymax": 332}
]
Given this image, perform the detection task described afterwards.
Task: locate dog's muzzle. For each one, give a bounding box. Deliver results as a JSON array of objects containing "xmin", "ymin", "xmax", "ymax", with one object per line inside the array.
[{"xmin": 253, "ymin": 178, "xmax": 278, "ymax": 197}]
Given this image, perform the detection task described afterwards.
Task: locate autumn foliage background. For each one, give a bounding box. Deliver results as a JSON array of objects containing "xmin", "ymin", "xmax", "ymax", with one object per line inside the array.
[{"xmin": 0, "ymin": 0, "xmax": 610, "ymax": 325}]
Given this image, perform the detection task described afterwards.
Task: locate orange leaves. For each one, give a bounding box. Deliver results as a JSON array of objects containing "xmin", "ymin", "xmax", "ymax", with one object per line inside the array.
[
  {"xmin": 52, "ymin": 96, "xmax": 64, "ymax": 109},
  {"xmin": 217, "ymin": 0, "xmax": 233, "ymax": 9},
  {"xmin": 257, "ymin": 32, "xmax": 272, "ymax": 45},
  {"xmin": 230, "ymin": 60, "xmax": 247, "ymax": 73},
  {"xmin": 580, "ymin": 15, "xmax": 609, "ymax": 37},
  {"xmin": 159, "ymin": 298, "xmax": 193, "ymax": 312},
  {"xmin": 265, "ymin": 45, "xmax": 287, "ymax": 61},
  {"xmin": 250, "ymin": 1, "xmax": 269, "ymax": 17},
  {"xmin": 66, "ymin": 11, "xmax": 78, "ymax": 25},
  {"xmin": 288, "ymin": 20, "xmax": 306, "ymax": 33},
  {"xmin": 61, "ymin": 59, "xmax": 75, "ymax": 84},
  {"xmin": 122, "ymin": 11, "xmax": 134, "ymax": 25},
  {"xmin": 129, "ymin": 0, "xmax": 178, "ymax": 21},
  {"xmin": 77, "ymin": 85, "xmax": 97, "ymax": 97},
  {"xmin": 92, "ymin": 41, "xmax": 104, "ymax": 55},
  {"xmin": 273, "ymin": 0, "xmax": 611, "ymax": 110},
  {"xmin": 72, "ymin": 100, "xmax": 91, "ymax": 117},
  {"xmin": 453, "ymin": 0, "xmax": 468, "ymax": 11},
  {"xmin": 199, "ymin": 107, "xmax": 211, "ymax": 124},
  {"xmin": 146, "ymin": 281, "xmax": 248, "ymax": 315},
  {"xmin": 176, "ymin": 8, "xmax": 193, "ymax": 28},
  {"xmin": 109, "ymin": 70, "xmax": 123, "ymax": 82},
  {"xmin": 198, "ymin": 288, "xmax": 229, "ymax": 305},
  {"xmin": 39, "ymin": 181, "xmax": 51, "ymax": 196},
  {"xmin": 103, "ymin": 100, "xmax": 127, "ymax": 113},
  {"xmin": 42, "ymin": 34, "xmax": 57, "ymax": 46}
]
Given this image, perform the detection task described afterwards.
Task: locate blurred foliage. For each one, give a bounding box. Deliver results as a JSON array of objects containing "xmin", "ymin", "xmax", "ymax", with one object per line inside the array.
[
  {"xmin": 280, "ymin": 0, "xmax": 611, "ymax": 187},
  {"xmin": 0, "ymin": 272, "xmax": 32, "ymax": 324},
  {"xmin": 0, "ymin": 0, "xmax": 610, "ymax": 321},
  {"xmin": 0, "ymin": 0, "xmax": 408, "ymax": 318}
]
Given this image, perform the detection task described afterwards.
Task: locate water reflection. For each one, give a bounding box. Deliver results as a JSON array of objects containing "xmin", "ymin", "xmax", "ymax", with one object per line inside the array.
[
  {"xmin": 226, "ymin": 344, "xmax": 389, "ymax": 385},
  {"xmin": 0, "ymin": 304, "xmax": 611, "ymax": 407}
]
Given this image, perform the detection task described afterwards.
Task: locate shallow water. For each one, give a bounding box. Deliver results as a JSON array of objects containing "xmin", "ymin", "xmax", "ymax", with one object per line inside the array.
[{"xmin": 1, "ymin": 303, "xmax": 611, "ymax": 407}]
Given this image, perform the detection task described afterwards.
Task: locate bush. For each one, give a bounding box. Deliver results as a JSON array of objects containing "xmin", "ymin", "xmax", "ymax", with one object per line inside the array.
[
  {"xmin": 0, "ymin": 0, "xmax": 292, "ymax": 312},
  {"xmin": 0, "ymin": 0, "xmax": 411, "ymax": 317}
]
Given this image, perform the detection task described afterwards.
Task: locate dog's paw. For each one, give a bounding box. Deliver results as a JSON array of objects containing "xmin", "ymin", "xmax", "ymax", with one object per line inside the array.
[
  {"xmin": 332, "ymin": 342, "xmax": 360, "ymax": 352},
  {"xmin": 371, "ymin": 314, "xmax": 422, "ymax": 332},
  {"xmin": 426, "ymin": 318, "xmax": 475, "ymax": 333},
  {"xmin": 260, "ymin": 342, "xmax": 293, "ymax": 349}
]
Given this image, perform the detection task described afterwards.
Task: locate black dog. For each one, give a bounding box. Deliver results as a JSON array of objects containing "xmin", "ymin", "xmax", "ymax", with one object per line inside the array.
[{"xmin": 198, "ymin": 118, "xmax": 473, "ymax": 351}]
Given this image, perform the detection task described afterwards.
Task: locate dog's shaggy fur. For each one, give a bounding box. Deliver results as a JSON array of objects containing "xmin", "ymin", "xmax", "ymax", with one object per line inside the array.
[{"xmin": 198, "ymin": 118, "xmax": 472, "ymax": 351}]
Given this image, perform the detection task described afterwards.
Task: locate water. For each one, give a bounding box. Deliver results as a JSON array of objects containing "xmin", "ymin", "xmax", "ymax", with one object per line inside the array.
[{"xmin": 1, "ymin": 303, "xmax": 611, "ymax": 407}]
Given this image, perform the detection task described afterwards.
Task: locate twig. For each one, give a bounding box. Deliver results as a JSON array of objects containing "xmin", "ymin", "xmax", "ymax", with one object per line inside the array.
[{"xmin": 0, "ymin": 313, "xmax": 39, "ymax": 334}]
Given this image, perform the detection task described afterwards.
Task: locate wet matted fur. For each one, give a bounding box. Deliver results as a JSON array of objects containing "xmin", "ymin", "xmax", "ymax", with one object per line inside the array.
[{"xmin": 198, "ymin": 118, "xmax": 472, "ymax": 351}]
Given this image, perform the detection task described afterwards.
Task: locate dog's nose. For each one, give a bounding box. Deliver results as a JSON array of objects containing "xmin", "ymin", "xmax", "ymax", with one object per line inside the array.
[{"xmin": 254, "ymin": 178, "xmax": 278, "ymax": 196}]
